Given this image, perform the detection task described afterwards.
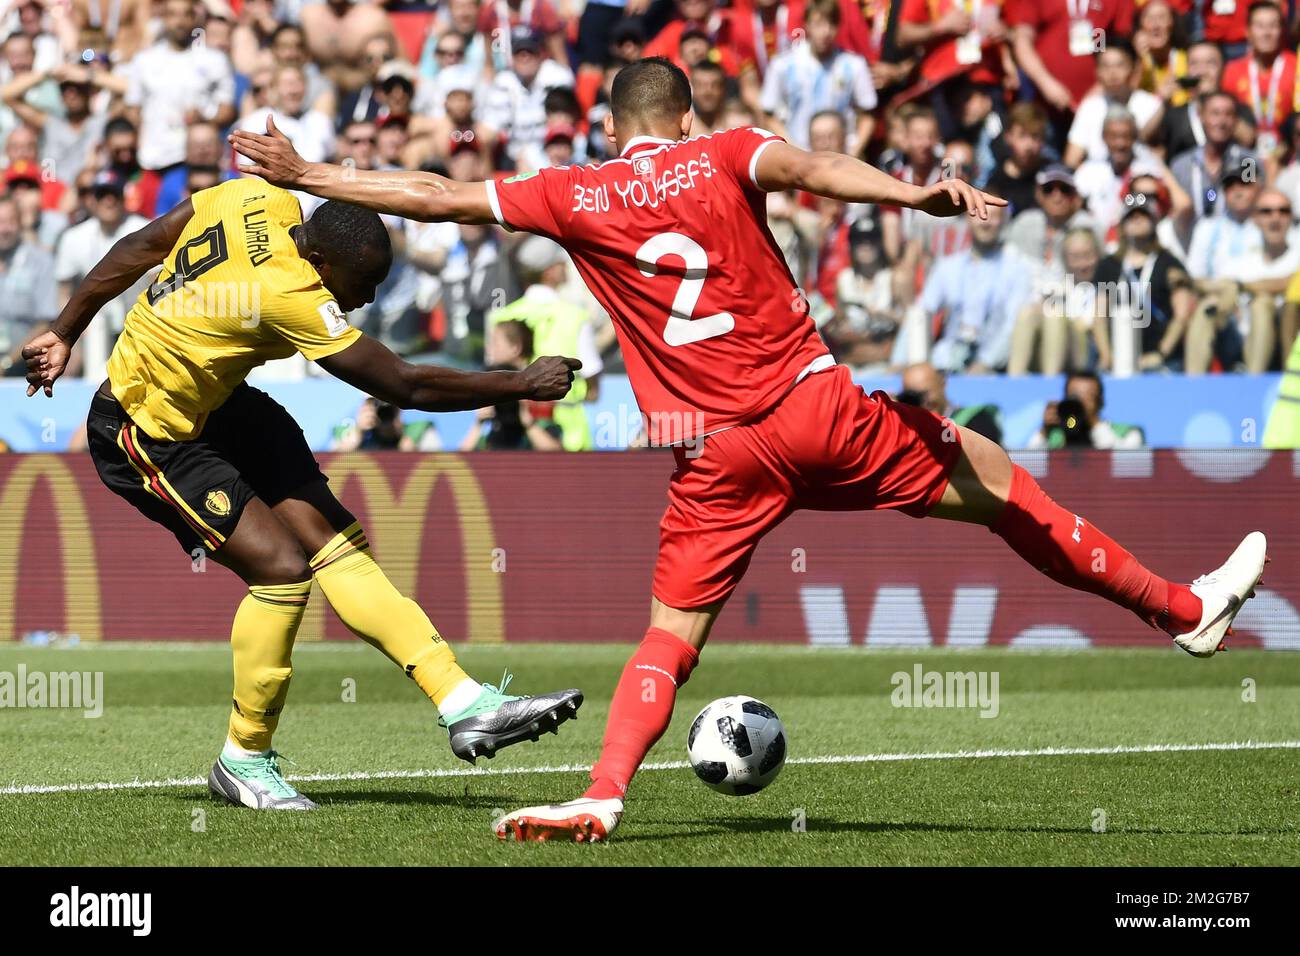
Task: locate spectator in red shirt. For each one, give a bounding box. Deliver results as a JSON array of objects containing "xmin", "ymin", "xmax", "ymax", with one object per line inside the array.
[
  {"xmin": 729, "ymin": 0, "xmax": 886, "ymax": 71},
  {"xmin": 642, "ymin": 0, "xmax": 759, "ymax": 109},
  {"xmin": 1221, "ymin": 1, "xmax": 1295, "ymax": 158},
  {"xmin": 1008, "ymin": 0, "xmax": 1136, "ymax": 149},
  {"xmin": 1201, "ymin": 0, "xmax": 1251, "ymax": 60},
  {"xmin": 898, "ymin": 0, "xmax": 1015, "ymax": 139},
  {"xmin": 730, "ymin": 0, "xmax": 805, "ymax": 79},
  {"xmin": 644, "ymin": 0, "xmax": 761, "ymax": 110}
]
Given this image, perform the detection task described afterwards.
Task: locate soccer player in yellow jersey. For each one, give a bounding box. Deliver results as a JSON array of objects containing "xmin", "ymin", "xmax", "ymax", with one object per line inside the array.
[{"xmin": 20, "ymin": 177, "xmax": 585, "ymax": 810}]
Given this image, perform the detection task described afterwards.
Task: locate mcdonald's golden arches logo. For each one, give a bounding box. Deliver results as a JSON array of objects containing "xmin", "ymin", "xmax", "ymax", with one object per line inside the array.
[
  {"xmin": 297, "ymin": 455, "xmax": 505, "ymax": 644},
  {"xmin": 0, "ymin": 456, "xmax": 102, "ymax": 642}
]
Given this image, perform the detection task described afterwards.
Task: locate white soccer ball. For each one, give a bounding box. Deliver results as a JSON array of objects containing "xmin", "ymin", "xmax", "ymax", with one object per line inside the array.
[{"xmin": 686, "ymin": 695, "xmax": 786, "ymax": 796}]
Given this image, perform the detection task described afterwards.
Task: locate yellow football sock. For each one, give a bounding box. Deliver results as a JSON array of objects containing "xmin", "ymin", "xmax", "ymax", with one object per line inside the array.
[
  {"xmin": 228, "ymin": 580, "xmax": 311, "ymax": 752},
  {"xmin": 310, "ymin": 522, "xmax": 471, "ymax": 707}
]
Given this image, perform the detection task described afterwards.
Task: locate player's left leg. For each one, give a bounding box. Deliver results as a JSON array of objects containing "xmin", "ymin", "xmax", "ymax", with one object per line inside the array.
[
  {"xmin": 270, "ymin": 479, "xmax": 583, "ymax": 762},
  {"xmin": 930, "ymin": 423, "xmax": 1267, "ymax": 656}
]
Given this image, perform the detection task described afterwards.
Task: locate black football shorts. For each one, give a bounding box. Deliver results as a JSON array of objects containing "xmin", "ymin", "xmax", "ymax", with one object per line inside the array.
[{"xmin": 87, "ymin": 382, "xmax": 326, "ymax": 555}]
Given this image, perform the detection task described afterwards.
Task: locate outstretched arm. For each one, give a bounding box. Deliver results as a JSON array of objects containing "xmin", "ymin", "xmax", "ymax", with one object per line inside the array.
[
  {"xmin": 753, "ymin": 141, "xmax": 1006, "ymax": 219},
  {"xmin": 22, "ymin": 198, "xmax": 195, "ymax": 396},
  {"xmin": 231, "ymin": 117, "xmax": 493, "ymax": 223},
  {"xmin": 320, "ymin": 334, "xmax": 582, "ymax": 413}
]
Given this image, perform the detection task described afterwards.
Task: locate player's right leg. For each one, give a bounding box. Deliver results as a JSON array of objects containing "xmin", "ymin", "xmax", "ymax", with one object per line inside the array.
[
  {"xmin": 84, "ymin": 387, "xmax": 316, "ymax": 810},
  {"xmin": 270, "ymin": 479, "xmax": 583, "ymax": 762},
  {"xmin": 930, "ymin": 424, "xmax": 1267, "ymax": 657},
  {"xmin": 215, "ymin": 384, "xmax": 582, "ymax": 763},
  {"xmin": 494, "ymin": 598, "xmax": 721, "ymax": 843},
  {"xmin": 496, "ymin": 427, "xmax": 790, "ymax": 843}
]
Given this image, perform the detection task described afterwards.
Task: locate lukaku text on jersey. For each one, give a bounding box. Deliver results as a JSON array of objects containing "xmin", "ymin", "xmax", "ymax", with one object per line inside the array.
[{"xmin": 106, "ymin": 178, "xmax": 358, "ymax": 442}]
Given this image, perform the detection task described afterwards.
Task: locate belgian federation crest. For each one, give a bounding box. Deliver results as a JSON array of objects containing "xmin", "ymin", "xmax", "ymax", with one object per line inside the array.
[{"xmin": 205, "ymin": 490, "xmax": 232, "ymax": 517}]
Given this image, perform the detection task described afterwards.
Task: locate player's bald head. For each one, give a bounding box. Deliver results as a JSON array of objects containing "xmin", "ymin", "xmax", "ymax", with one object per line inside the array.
[
  {"xmin": 299, "ymin": 201, "xmax": 392, "ymax": 311},
  {"xmin": 305, "ymin": 201, "xmax": 390, "ymax": 272},
  {"xmin": 610, "ymin": 57, "xmax": 694, "ymax": 137}
]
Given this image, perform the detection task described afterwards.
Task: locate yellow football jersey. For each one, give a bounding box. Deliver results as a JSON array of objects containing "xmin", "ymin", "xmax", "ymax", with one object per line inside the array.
[{"xmin": 106, "ymin": 177, "xmax": 361, "ymax": 441}]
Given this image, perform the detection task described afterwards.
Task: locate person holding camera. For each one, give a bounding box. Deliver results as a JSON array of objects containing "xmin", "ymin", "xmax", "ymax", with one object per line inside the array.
[
  {"xmin": 330, "ymin": 396, "xmax": 442, "ymax": 451},
  {"xmin": 1028, "ymin": 371, "xmax": 1145, "ymax": 449}
]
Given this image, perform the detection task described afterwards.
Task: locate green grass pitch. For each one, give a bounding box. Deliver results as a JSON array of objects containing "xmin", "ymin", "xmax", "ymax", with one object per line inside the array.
[{"xmin": 1, "ymin": 642, "xmax": 1298, "ymax": 866}]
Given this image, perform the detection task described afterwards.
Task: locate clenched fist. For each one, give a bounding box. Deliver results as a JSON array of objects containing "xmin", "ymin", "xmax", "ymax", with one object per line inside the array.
[
  {"xmin": 22, "ymin": 330, "xmax": 72, "ymax": 397},
  {"xmin": 522, "ymin": 355, "xmax": 582, "ymax": 401}
]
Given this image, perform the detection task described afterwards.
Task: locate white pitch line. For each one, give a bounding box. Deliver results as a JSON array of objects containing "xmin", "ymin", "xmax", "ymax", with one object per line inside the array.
[{"xmin": 3, "ymin": 739, "xmax": 1298, "ymax": 797}]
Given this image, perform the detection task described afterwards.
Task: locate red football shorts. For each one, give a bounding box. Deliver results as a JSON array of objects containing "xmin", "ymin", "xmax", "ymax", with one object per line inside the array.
[{"xmin": 652, "ymin": 365, "xmax": 963, "ymax": 609}]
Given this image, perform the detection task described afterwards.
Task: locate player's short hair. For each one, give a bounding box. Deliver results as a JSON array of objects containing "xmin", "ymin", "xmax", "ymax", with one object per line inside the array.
[
  {"xmin": 610, "ymin": 57, "xmax": 693, "ymax": 126},
  {"xmin": 1006, "ymin": 101, "xmax": 1047, "ymax": 137},
  {"xmin": 305, "ymin": 201, "xmax": 392, "ymax": 276},
  {"xmin": 804, "ymin": 0, "xmax": 841, "ymax": 26}
]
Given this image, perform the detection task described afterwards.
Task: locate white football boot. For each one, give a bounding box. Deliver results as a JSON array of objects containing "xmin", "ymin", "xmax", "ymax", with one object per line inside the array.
[
  {"xmin": 1172, "ymin": 531, "xmax": 1268, "ymax": 658},
  {"xmin": 208, "ymin": 752, "xmax": 319, "ymax": 810},
  {"xmin": 493, "ymin": 797, "xmax": 624, "ymax": 843}
]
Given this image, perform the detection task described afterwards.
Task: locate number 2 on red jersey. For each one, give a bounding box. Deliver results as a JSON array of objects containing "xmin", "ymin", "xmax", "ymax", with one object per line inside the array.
[{"xmin": 636, "ymin": 232, "xmax": 735, "ymax": 346}]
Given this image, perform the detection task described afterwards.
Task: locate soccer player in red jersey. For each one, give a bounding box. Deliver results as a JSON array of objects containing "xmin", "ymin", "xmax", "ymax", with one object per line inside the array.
[{"xmin": 232, "ymin": 58, "xmax": 1268, "ymax": 843}]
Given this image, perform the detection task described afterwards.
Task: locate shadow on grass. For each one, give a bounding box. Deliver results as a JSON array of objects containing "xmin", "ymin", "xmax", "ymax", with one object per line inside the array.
[
  {"xmin": 611, "ymin": 816, "xmax": 1298, "ymax": 842},
  {"xmin": 162, "ymin": 788, "xmax": 516, "ymax": 810}
]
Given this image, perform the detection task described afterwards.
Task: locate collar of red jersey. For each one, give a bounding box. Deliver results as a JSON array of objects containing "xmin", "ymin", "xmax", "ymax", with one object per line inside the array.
[{"xmin": 620, "ymin": 136, "xmax": 680, "ymax": 158}]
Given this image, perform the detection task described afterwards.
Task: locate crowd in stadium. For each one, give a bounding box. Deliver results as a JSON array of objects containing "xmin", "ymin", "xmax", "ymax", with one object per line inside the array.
[{"xmin": 0, "ymin": 0, "xmax": 1298, "ymax": 447}]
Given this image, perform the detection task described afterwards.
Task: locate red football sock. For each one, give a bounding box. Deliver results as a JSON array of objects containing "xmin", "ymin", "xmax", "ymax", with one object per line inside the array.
[
  {"xmin": 992, "ymin": 465, "xmax": 1201, "ymax": 635},
  {"xmin": 585, "ymin": 627, "xmax": 700, "ymax": 801}
]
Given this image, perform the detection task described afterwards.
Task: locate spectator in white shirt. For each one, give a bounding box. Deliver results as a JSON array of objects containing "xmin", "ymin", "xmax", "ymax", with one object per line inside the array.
[
  {"xmin": 1065, "ymin": 40, "xmax": 1163, "ymax": 168},
  {"xmin": 124, "ymin": 0, "xmax": 236, "ymax": 171},
  {"xmin": 484, "ymin": 25, "xmax": 574, "ymax": 169},
  {"xmin": 1075, "ymin": 106, "xmax": 1171, "ymax": 241},
  {"xmin": 1222, "ymin": 187, "xmax": 1300, "ymax": 371},
  {"xmin": 1184, "ymin": 168, "xmax": 1264, "ymax": 372},
  {"xmin": 236, "ymin": 65, "xmax": 335, "ymax": 165}
]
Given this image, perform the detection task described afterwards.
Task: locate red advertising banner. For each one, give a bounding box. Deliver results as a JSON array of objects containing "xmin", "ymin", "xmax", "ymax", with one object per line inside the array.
[{"xmin": 1, "ymin": 450, "xmax": 1297, "ymax": 649}]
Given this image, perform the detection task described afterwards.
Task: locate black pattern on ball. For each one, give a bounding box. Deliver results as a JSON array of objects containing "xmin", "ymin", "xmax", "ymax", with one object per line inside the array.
[
  {"xmin": 693, "ymin": 760, "xmax": 729, "ymax": 785},
  {"xmin": 758, "ymin": 733, "xmax": 786, "ymax": 774},
  {"xmin": 715, "ymin": 715, "xmax": 752, "ymax": 757},
  {"xmin": 741, "ymin": 700, "xmax": 779, "ymax": 720},
  {"xmin": 687, "ymin": 708, "xmax": 708, "ymax": 749}
]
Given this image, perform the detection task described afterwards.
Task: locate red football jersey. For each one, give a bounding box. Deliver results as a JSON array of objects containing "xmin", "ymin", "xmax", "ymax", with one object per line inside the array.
[{"xmin": 486, "ymin": 127, "xmax": 831, "ymax": 445}]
